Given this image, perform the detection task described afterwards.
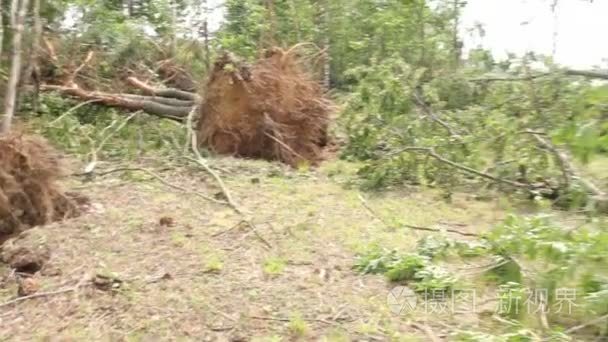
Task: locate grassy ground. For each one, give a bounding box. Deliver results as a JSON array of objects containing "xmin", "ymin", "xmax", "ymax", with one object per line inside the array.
[{"xmin": 0, "ymin": 154, "xmax": 516, "ymax": 341}]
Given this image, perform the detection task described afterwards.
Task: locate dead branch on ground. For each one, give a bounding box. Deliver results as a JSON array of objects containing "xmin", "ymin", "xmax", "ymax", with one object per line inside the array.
[
  {"xmin": 41, "ymin": 84, "xmax": 193, "ymax": 121},
  {"xmin": 358, "ymin": 194, "xmax": 479, "ymax": 237}
]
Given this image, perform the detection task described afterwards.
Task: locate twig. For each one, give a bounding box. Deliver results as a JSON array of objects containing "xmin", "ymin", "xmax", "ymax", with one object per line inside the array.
[
  {"xmin": 67, "ymin": 50, "xmax": 94, "ymax": 85},
  {"xmin": 0, "ymin": 283, "xmax": 89, "ymax": 309},
  {"xmin": 529, "ymin": 131, "xmax": 606, "ymax": 197},
  {"xmin": 187, "ymin": 121, "xmax": 242, "ymax": 215},
  {"xmin": 242, "ymin": 220, "xmax": 273, "ymax": 250},
  {"xmin": 537, "ymin": 290, "xmax": 550, "ymax": 331},
  {"xmin": 49, "ymin": 99, "xmax": 102, "ymax": 125},
  {"xmin": 249, "ymin": 315, "xmax": 339, "ymax": 326},
  {"xmin": 564, "ymin": 313, "xmax": 608, "ymax": 334},
  {"xmin": 358, "ymin": 194, "xmax": 479, "ymax": 237},
  {"xmin": 212, "ymin": 220, "xmax": 272, "ymax": 250},
  {"xmin": 264, "ymin": 131, "xmax": 307, "ymax": 162},
  {"xmin": 86, "ymin": 111, "xmax": 139, "ymax": 173},
  {"xmin": 389, "ymin": 147, "xmax": 529, "ymax": 189},
  {"xmin": 95, "ymin": 167, "xmax": 226, "ymax": 205},
  {"xmin": 184, "ymin": 106, "xmax": 275, "ymax": 250},
  {"xmin": 530, "ymin": 133, "xmax": 572, "ymax": 189},
  {"xmin": 183, "ymin": 105, "xmax": 197, "ymax": 155},
  {"xmin": 413, "ymin": 90, "xmax": 464, "ymax": 139}
]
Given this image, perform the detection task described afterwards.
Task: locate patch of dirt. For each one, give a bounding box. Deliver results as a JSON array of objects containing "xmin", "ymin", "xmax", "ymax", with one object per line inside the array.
[
  {"xmin": 197, "ymin": 48, "xmax": 332, "ymax": 166},
  {"xmin": 1, "ymin": 241, "xmax": 50, "ymax": 274}
]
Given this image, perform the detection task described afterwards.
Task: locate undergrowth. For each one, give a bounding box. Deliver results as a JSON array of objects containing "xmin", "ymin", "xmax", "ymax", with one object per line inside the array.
[
  {"xmin": 354, "ymin": 214, "xmax": 608, "ymax": 340},
  {"xmin": 23, "ymin": 93, "xmax": 186, "ymax": 161}
]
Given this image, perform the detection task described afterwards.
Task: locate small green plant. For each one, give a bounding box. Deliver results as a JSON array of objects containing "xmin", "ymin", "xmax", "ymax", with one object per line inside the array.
[
  {"xmin": 353, "ymin": 247, "xmax": 399, "ymax": 274},
  {"xmin": 416, "ymin": 235, "xmax": 454, "ymax": 258},
  {"xmin": 288, "ymin": 313, "xmax": 309, "ymax": 338},
  {"xmin": 412, "ymin": 265, "xmax": 459, "ymax": 293},
  {"xmin": 204, "ymin": 255, "xmax": 224, "ymax": 274},
  {"xmin": 385, "ymin": 254, "xmax": 429, "ymax": 282},
  {"xmin": 263, "ymin": 257, "xmax": 287, "ymax": 276},
  {"xmin": 170, "ymin": 232, "xmax": 188, "ymax": 247}
]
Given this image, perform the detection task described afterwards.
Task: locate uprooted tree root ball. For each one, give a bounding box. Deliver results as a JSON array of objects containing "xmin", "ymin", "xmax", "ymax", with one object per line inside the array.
[
  {"xmin": 197, "ymin": 47, "xmax": 333, "ymax": 166},
  {"xmin": 0, "ymin": 133, "xmax": 78, "ymax": 243}
]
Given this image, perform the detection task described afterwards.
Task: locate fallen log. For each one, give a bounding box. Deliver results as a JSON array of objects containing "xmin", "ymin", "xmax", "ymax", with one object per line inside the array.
[
  {"xmin": 42, "ymin": 84, "xmax": 193, "ymax": 120},
  {"xmin": 470, "ymin": 68, "xmax": 608, "ymax": 82},
  {"xmin": 126, "ymin": 77, "xmax": 199, "ymax": 102},
  {"xmin": 120, "ymin": 94, "xmax": 195, "ymax": 107}
]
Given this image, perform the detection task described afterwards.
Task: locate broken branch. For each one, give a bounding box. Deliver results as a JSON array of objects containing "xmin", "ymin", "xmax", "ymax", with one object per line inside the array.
[
  {"xmin": 42, "ymin": 84, "xmax": 192, "ymax": 120},
  {"xmin": 126, "ymin": 76, "xmax": 199, "ymax": 102}
]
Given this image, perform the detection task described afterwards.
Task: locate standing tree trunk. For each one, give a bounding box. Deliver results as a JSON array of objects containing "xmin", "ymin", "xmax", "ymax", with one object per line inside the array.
[
  {"xmin": 169, "ymin": 0, "xmax": 178, "ymax": 56},
  {"xmin": 321, "ymin": 0, "xmax": 331, "ymax": 90},
  {"xmin": 25, "ymin": 0, "xmax": 42, "ymax": 112},
  {"xmin": 2, "ymin": 0, "xmax": 30, "ymax": 134},
  {"xmin": 202, "ymin": 0, "xmax": 210, "ymax": 72},
  {"xmin": 10, "ymin": 0, "xmax": 18, "ymax": 26},
  {"xmin": 0, "ymin": 4, "xmax": 4, "ymax": 62},
  {"xmin": 127, "ymin": 0, "xmax": 135, "ymax": 17},
  {"xmin": 452, "ymin": 0, "xmax": 463, "ymax": 68},
  {"xmin": 315, "ymin": 0, "xmax": 331, "ymax": 90}
]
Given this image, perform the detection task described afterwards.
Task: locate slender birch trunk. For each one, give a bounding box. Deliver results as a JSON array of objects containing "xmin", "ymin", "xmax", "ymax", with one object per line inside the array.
[{"xmin": 2, "ymin": 0, "xmax": 30, "ymax": 133}]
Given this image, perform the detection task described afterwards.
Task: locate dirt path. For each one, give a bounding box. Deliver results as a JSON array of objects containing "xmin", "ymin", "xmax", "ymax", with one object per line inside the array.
[{"xmin": 0, "ymin": 158, "xmax": 506, "ymax": 341}]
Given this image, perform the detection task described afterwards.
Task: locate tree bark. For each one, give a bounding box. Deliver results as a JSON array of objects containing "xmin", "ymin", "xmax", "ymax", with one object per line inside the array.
[
  {"xmin": 25, "ymin": 0, "xmax": 43, "ymax": 112},
  {"xmin": 470, "ymin": 69, "xmax": 608, "ymax": 82},
  {"xmin": 126, "ymin": 77, "xmax": 199, "ymax": 101},
  {"xmin": 0, "ymin": 4, "xmax": 4, "ymax": 62},
  {"xmin": 10, "ymin": 0, "xmax": 18, "ymax": 26},
  {"xmin": 41, "ymin": 84, "xmax": 193, "ymax": 121},
  {"xmin": 2, "ymin": 0, "xmax": 30, "ymax": 134}
]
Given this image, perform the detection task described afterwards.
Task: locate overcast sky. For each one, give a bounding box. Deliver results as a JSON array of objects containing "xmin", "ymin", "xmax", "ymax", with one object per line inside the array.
[
  {"xmin": 204, "ymin": 0, "xmax": 607, "ymax": 69},
  {"xmin": 462, "ymin": 0, "xmax": 608, "ymax": 68}
]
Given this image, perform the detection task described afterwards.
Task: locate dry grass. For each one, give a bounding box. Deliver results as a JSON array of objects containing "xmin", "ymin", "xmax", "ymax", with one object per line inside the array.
[{"xmin": 0, "ymin": 157, "xmax": 506, "ymax": 340}]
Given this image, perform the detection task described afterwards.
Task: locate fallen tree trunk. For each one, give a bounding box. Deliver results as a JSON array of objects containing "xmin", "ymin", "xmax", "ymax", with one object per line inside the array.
[
  {"xmin": 120, "ymin": 94, "xmax": 194, "ymax": 107},
  {"xmin": 41, "ymin": 84, "xmax": 193, "ymax": 121},
  {"xmin": 126, "ymin": 77, "xmax": 199, "ymax": 102},
  {"xmin": 470, "ymin": 68, "xmax": 608, "ymax": 82}
]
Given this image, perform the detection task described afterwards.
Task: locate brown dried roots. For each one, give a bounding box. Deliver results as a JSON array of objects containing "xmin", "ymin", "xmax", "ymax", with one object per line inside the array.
[
  {"xmin": 197, "ymin": 47, "xmax": 332, "ymax": 166},
  {"xmin": 0, "ymin": 133, "xmax": 77, "ymax": 243}
]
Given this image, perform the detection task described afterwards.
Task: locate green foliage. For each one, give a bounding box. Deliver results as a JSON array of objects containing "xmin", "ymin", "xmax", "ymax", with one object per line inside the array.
[
  {"xmin": 354, "ymin": 245, "xmax": 456, "ymax": 292},
  {"xmin": 341, "ymin": 53, "xmax": 607, "ymax": 200},
  {"xmin": 356, "ymin": 214, "xmax": 608, "ymax": 339},
  {"xmin": 385, "ymin": 254, "xmax": 429, "ymax": 283},
  {"xmin": 263, "ymin": 257, "xmax": 287, "ymax": 276},
  {"xmin": 215, "ymin": 0, "xmax": 268, "ymax": 59},
  {"xmin": 288, "ymin": 313, "xmax": 309, "ymax": 338},
  {"xmin": 26, "ymin": 93, "xmax": 185, "ymax": 160}
]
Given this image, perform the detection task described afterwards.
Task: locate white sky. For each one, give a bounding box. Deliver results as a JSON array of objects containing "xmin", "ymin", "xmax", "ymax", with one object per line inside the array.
[
  {"xmin": 191, "ymin": 0, "xmax": 608, "ymax": 69},
  {"xmin": 462, "ymin": 0, "xmax": 608, "ymax": 68}
]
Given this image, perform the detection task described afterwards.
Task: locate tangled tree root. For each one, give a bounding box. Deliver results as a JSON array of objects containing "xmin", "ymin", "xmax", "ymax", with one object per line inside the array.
[
  {"xmin": 0, "ymin": 133, "xmax": 77, "ymax": 243},
  {"xmin": 197, "ymin": 48, "xmax": 333, "ymax": 166}
]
